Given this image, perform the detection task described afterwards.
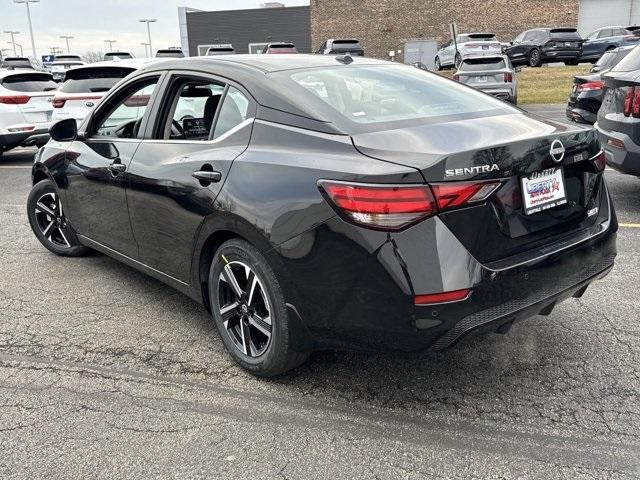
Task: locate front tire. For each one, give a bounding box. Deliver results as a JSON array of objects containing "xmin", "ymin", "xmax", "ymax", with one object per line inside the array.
[
  {"xmin": 528, "ymin": 48, "xmax": 542, "ymax": 67},
  {"xmin": 209, "ymin": 238, "xmax": 310, "ymax": 377},
  {"xmin": 454, "ymin": 53, "xmax": 462, "ymax": 69},
  {"xmin": 435, "ymin": 56, "xmax": 442, "ymax": 71},
  {"xmin": 27, "ymin": 179, "xmax": 90, "ymax": 257}
]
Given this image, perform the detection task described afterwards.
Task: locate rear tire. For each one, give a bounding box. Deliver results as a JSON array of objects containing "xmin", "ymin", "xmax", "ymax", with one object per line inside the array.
[
  {"xmin": 435, "ymin": 56, "xmax": 442, "ymax": 71},
  {"xmin": 209, "ymin": 238, "xmax": 310, "ymax": 377},
  {"xmin": 528, "ymin": 48, "xmax": 542, "ymax": 67},
  {"xmin": 27, "ymin": 179, "xmax": 91, "ymax": 257},
  {"xmin": 454, "ymin": 53, "xmax": 462, "ymax": 69}
]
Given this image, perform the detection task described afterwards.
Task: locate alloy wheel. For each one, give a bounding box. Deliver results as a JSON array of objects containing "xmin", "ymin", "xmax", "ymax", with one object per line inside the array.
[
  {"xmin": 34, "ymin": 192, "xmax": 71, "ymax": 248},
  {"xmin": 217, "ymin": 259, "xmax": 272, "ymax": 357}
]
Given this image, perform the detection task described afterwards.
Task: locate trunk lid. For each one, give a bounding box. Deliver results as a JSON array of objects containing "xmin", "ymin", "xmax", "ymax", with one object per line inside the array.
[
  {"xmin": 351, "ymin": 112, "xmax": 605, "ymax": 263},
  {"xmin": 598, "ymin": 70, "xmax": 640, "ymax": 144}
]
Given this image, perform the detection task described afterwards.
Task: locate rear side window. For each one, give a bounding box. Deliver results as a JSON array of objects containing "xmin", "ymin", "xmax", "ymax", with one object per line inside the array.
[
  {"xmin": 60, "ymin": 67, "xmax": 135, "ymax": 94},
  {"xmin": 1, "ymin": 74, "xmax": 57, "ymax": 92},
  {"xmin": 213, "ymin": 87, "xmax": 250, "ymax": 139},
  {"xmin": 612, "ymin": 45, "xmax": 640, "ymax": 72},
  {"xmin": 459, "ymin": 58, "xmax": 506, "ymax": 70}
]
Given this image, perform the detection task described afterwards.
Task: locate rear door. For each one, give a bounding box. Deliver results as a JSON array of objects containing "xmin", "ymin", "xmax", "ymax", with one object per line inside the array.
[
  {"xmin": 62, "ymin": 73, "xmax": 163, "ymax": 258},
  {"xmin": 126, "ymin": 72, "xmax": 255, "ymax": 281}
]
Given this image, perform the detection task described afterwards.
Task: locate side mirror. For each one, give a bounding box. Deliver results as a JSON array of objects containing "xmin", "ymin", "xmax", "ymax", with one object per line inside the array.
[{"xmin": 49, "ymin": 118, "xmax": 77, "ymax": 142}]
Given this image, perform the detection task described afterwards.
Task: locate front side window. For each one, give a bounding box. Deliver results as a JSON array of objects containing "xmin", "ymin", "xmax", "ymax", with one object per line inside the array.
[
  {"xmin": 212, "ymin": 87, "xmax": 250, "ymax": 139},
  {"xmin": 283, "ymin": 65, "xmax": 516, "ymax": 128},
  {"xmin": 93, "ymin": 77, "xmax": 159, "ymax": 139}
]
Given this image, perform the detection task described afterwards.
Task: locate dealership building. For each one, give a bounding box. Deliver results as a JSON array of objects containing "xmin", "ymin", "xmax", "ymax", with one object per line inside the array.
[{"xmin": 180, "ymin": 1, "xmax": 640, "ymax": 60}]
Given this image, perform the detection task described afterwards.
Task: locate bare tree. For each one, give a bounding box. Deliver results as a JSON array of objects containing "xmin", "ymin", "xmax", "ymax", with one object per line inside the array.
[{"xmin": 83, "ymin": 51, "xmax": 104, "ymax": 63}]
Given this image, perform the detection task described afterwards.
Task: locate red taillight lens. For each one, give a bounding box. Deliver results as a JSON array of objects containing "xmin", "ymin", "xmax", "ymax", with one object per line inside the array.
[
  {"xmin": 320, "ymin": 180, "xmax": 502, "ymax": 230},
  {"xmin": 577, "ymin": 80, "xmax": 604, "ymax": 92},
  {"xmin": 430, "ymin": 181, "xmax": 502, "ymax": 212},
  {"xmin": 504, "ymin": 72, "xmax": 513, "ymax": 83},
  {"xmin": 415, "ymin": 288, "xmax": 471, "ymax": 305},
  {"xmin": 633, "ymin": 88, "xmax": 640, "ymax": 117},
  {"xmin": 52, "ymin": 98, "xmax": 66, "ymax": 108},
  {"xmin": 0, "ymin": 95, "xmax": 30, "ymax": 105},
  {"xmin": 624, "ymin": 87, "xmax": 633, "ymax": 116},
  {"xmin": 453, "ymin": 74, "xmax": 460, "ymax": 81},
  {"xmin": 319, "ymin": 181, "xmax": 436, "ymax": 230},
  {"xmin": 591, "ymin": 150, "xmax": 607, "ymax": 172}
]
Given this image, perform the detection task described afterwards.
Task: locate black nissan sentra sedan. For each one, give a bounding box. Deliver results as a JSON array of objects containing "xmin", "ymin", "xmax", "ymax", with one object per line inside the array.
[{"xmin": 28, "ymin": 55, "xmax": 617, "ymax": 376}]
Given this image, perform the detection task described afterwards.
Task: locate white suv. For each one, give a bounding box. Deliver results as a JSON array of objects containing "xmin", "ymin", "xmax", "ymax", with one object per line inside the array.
[
  {"xmin": 435, "ymin": 33, "xmax": 502, "ymax": 70},
  {"xmin": 52, "ymin": 59, "xmax": 158, "ymax": 126},
  {"xmin": 0, "ymin": 70, "xmax": 57, "ymax": 159}
]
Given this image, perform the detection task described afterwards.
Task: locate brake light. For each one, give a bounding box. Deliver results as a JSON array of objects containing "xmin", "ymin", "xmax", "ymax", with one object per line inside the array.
[
  {"xmin": 0, "ymin": 95, "xmax": 30, "ymax": 105},
  {"xmin": 504, "ymin": 72, "xmax": 513, "ymax": 82},
  {"xmin": 52, "ymin": 98, "xmax": 66, "ymax": 108},
  {"xmin": 633, "ymin": 88, "xmax": 640, "ymax": 117},
  {"xmin": 414, "ymin": 289, "xmax": 471, "ymax": 305},
  {"xmin": 430, "ymin": 181, "xmax": 502, "ymax": 212},
  {"xmin": 624, "ymin": 87, "xmax": 634, "ymax": 116},
  {"xmin": 319, "ymin": 181, "xmax": 436, "ymax": 230},
  {"xmin": 577, "ymin": 80, "xmax": 604, "ymax": 92},
  {"xmin": 591, "ymin": 150, "xmax": 607, "ymax": 172},
  {"xmin": 452, "ymin": 74, "xmax": 460, "ymax": 81}
]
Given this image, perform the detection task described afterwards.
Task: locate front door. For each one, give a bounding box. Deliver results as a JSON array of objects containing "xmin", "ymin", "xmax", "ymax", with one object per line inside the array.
[
  {"xmin": 63, "ymin": 75, "xmax": 162, "ymax": 258},
  {"xmin": 126, "ymin": 74, "xmax": 255, "ymax": 282}
]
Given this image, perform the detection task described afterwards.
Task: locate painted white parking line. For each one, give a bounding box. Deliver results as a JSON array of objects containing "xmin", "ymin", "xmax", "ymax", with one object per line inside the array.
[
  {"xmin": 620, "ymin": 223, "xmax": 640, "ymax": 228},
  {"xmin": 0, "ymin": 166, "xmax": 31, "ymax": 169}
]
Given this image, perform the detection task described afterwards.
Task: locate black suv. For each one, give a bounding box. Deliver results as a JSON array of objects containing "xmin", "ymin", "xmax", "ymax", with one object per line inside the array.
[
  {"xmin": 597, "ymin": 45, "xmax": 640, "ymax": 176},
  {"xmin": 506, "ymin": 28, "xmax": 583, "ymax": 67}
]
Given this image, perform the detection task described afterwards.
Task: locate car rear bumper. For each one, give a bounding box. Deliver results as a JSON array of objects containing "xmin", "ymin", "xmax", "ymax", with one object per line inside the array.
[
  {"xmin": 0, "ymin": 128, "xmax": 50, "ymax": 150},
  {"xmin": 542, "ymin": 49, "xmax": 582, "ymax": 61},
  {"xmin": 475, "ymin": 86, "xmax": 514, "ymax": 101},
  {"xmin": 566, "ymin": 106, "xmax": 597, "ymax": 124},
  {"xmin": 596, "ymin": 122, "xmax": 640, "ymax": 175},
  {"xmin": 276, "ymin": 183, "xmax": 617, "ymax": 352}
]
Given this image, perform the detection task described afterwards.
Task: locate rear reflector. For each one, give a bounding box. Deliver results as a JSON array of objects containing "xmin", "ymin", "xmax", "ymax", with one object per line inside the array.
[
  {"xmin": 577, "ymin": 80, "xmax": 604, "ymax": 92},
  {"xmin": 415, "ymin": 289, "xmax": 471, "ymax": 305},
  {"xmin": 319, "ymin": 181, "xmax": 436, "ymax": 230},
  {"xmin": 607, "ymin": 138, "xmax": 625, "ymax": 150},
  {"xmin": 430, "ymin": 181, "xmax": 502, "ymax": 211},
  {"xmin": 0, "ymin": 95, "xmax": 30, "ymax": 105},
  {"xmin": 504, "ymin": 72, "xmax": 513, "ymax": 83},
  {"xmin": 7, "ymin": 125, "xmax": 35, "ymax": 132}
]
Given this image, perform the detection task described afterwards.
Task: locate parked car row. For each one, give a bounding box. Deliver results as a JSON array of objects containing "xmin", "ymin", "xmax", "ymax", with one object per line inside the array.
[{"xmin": 436, "ymin": 26, "xmax": 640, "ymax": 70}]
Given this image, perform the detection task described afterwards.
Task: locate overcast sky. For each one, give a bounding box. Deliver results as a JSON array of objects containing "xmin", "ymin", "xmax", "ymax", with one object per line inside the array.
[{"xmin": 1, "ymin": 0, "xmax": 308, "ymax": 59}]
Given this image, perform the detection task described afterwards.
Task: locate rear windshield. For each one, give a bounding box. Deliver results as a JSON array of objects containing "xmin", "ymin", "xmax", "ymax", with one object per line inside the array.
[
  {"xmin": 2, "ymin": 59, "xmax": 32, "ymax": 68},
  {"xmin": 612, "ymin": 45, "xmax": 640, "ymax": 72},
  {"xmin": 104, "ymin": 53, "xmax": 133, "ymax": 59},
  {"xmin": 549, "ymin": 29, "xmax": 581, "ymax": 40},
  {"xmin": 59, "ymin": 67, "xmax": 135, "ymax": 93},
  {"xmin": 459, "ymin": 34, "xmax": 497, "ymax": 42},
  {"xmin": 459, "ymin": 57, "xmax": 506, "ymax": 70},
  {"xmin": 55, "ymin": 56, "xmax": 81, "ymax": 61},
  {"xmin": 1, "ymin": 73, "xmax": 57, "ymax": 92},
  {"xmin": 208, "ymin": 48, "xmax": 234, "ymax": 54},
  {"xmin": 156, "ymin": 50, "xmax": 183, "ymax": 57},
  {"xmin": 281, "ymin": 65, "xmax": 516, "ymax": 129}
]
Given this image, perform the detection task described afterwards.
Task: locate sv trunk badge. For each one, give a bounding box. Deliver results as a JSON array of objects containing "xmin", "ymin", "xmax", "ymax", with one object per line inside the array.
[{"xmin": 550, "ymin": 139, "xmax": 565, "ymax": 163}]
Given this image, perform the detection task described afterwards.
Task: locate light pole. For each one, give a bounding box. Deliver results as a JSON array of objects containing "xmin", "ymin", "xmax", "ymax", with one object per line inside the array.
[
  {"xmin": 14, "ymin": 0, "xmax": 39, "ymax": 60},
  {"xmin": 104, "ymin": 39, "xmax": 116, "ymax": 52},
  {"xmin": 4, "ymin": 31, "xmax": 20, "ymax": 56},
  {"xmin": 14, "ymin": 42, "xmax": 24, "ymax": 57},
  {"xmin": 139, "ymin": 19, "xmax": 157, "ymax": 56},
  {"xmin": 60, "ymin": 35, "xmax": 74, "ymax": 53},
  {"xmin": 140, "ymin": 42, "xmax": 150, "ymax": 57}
]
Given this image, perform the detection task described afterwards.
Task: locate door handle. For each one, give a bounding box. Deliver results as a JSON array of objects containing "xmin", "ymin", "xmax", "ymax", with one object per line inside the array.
[
  {"xmin": 192, "ymin": 170, "xmax": 222, "ymax": 183},
  {"xmin": 109, "ymin": 161, "xmax": 126, "ymax": 174}
]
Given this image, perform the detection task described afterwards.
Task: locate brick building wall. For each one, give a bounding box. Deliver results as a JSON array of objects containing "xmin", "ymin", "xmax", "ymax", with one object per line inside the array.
[{"xmin": 310, "ymin": 0, "xmax": 579, "ymax": 60}]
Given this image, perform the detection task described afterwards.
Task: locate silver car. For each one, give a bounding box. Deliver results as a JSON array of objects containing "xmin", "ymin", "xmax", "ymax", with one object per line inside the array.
[
  {"xmin": 453, "ymin": 55, "xmax": 518, "ymax": 104},
  {"xmin": 435, "ymin": 33, "xmax": 502, "ymax": 70}
]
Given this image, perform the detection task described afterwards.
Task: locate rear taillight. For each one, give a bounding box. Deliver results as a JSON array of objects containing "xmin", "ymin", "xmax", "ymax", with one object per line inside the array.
[
  {"xmin": 591, "ymin": 150, "xmax": 607, "ymax": 172},
  {"xmin": 320, "ymin": 180, "xmax": 502, "ymax": 230},
  {"xmin": 504, "ymin": 72, "xmax": 513, "ymax": 83},
  {"xmin": 623, "ymin": 86, "xmax": 640, "ymax": 117},
  {"xmin": 577, "ymin": 80, "xmax": 604, "ymax": 92},
  {"xmin": 546, "ymin": 41, "xmax": 556, "ymax": 48},
  {"xmin": 624, "ymin": 87, "xmax": 633, "ymax": 116},
  {"xmin": 453, "ymin": 74, "xmax": 460, "ymax": 81},
  {"xmin": 319, "ymin": 181, "xmax": 436, "ymax": 230},
  {"xmin": 52, "ymin": 98, "xmax": 66, "ymax": 108},
  {"xmin": 623, "ymin": 35, "xmax": 640, "ymax": 41},
  {"xmin": 415, "ymin": 288, "xmax": 471, "ymax": 305},
  {"xmin": 0, "ymin": 95, "xmax": 30, "ymax": 105},
  {"xmin": 430, "ymin": 181, "xmax": 502, "ymax": 212}
]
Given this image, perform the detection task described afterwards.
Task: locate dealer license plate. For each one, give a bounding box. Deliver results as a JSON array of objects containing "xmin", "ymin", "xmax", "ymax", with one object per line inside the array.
[{"xmin": 521, "ymin": 167, "xmax": 567, "ymax": 215}]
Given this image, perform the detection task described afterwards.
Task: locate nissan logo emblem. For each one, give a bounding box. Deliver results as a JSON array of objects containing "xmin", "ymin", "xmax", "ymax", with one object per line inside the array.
[
  {"xmin": 550, "ymin": 139, "xmax": 565, "ymax": 163},
  {"xmin": 85, "ymin": 101, "xmax": 95, "ymax": 107}
]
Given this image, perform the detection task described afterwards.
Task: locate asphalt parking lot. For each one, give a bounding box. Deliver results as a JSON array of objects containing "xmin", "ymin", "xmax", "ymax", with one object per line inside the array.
[{"xmin": 0, "ymin": 105, "xmax": 639, "ymax": 479}]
